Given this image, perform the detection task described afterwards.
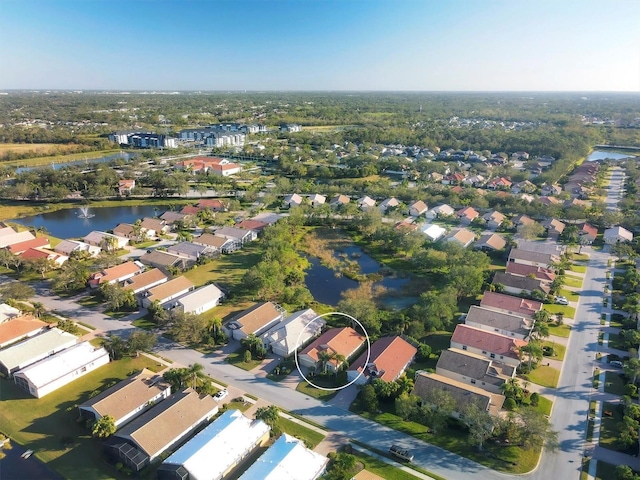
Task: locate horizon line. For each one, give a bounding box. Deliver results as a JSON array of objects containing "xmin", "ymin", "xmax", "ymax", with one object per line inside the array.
[{"xmin": 2, "ymin": 89, "xmax": 640, "ymax": 94}]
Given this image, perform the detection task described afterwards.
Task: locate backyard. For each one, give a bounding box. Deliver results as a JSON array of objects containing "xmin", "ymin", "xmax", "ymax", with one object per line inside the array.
[{"xmin": 0, "ymin": 356, "xmax": 163, "ymax": 480}]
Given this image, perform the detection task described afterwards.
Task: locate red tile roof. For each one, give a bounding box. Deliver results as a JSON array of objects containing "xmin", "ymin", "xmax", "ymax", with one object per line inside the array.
[
  {"xmin": 235, "ymin": 219, "xmax": 268, "ymax": 232},
  {"xmin": 196, "ymin": 199, "xmax": 226, "ymax": 211},
  {"xmin": 505, "ymin": 262, "xmax": 556, "ymax": 282},
  {"xmin": 451, "ymin": 324, "xmax": 526, "ymax": 360},
  {"xmin": 480, "ymin": 291, "xmax": 543, "ymax": 318},
  {"xmin": 301, "ymin": 327, "xmax": 366, "ymax": 367},
  {"xmin": 349, "ymin": 336, "xmax": 417, "ymax": 382},
  {"xmin": 578, "ymin": 222, "xmax": 598, "ymax": 238},
  {"xmin": 181, "ymin": 206, "xmax": 201, "ymax": 215},
  {"xmin": 7, "ymin": 237, "xmax": 50, "ymax": 254}
]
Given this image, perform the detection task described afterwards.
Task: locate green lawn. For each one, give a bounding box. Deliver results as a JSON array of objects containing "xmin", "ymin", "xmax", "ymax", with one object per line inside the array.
[
  {"xmin": 599, "ymin": 402, "xmax": 623, "ymax": 451},
  {"xmin": 542, "ymin": 341, "xmax": 566, "ymax": 361},
  {"xmin": 0, "ymin": 356, "xmax": 161, "ymax": 480},
  {"xmin": 352, "ymin": 450, "xmax": 436, "ymax": 480},
  {"xmin": 131, "ymin": 317, "xmax": 157, "ymax": 330},
  {"xmin": 569, "ymin": 264, "xmax": 587, "ymax": 273},
  {"xmin": 608, "ymin": 333, "xmax": 625, "ymax": 351},
  {"xmin": 603, "ymin": 371, "xmax": 627, "ymax": 396},
  {"xmin": 183, "ymin": 244, "xmax": 262, "ymax": 289},
  {"xmin": 548, "ymin": 324, "xmax": 571, "ymax": 338},
  {"xmin": 559, "ymin": 288, "xmax": 580, "ymax": 302},
  {"xmin": 226, "ymin": 347, "xmax": 263, "ymax": 371},
  {"xmin": 544, "ymin": 304, "xmax": 576, "ymax": 319},
  {"xmin": 572, "ymin": 253, "xmax": 590, "ymax": 262},
  {"xmin": 535, "ymin": 396, "xmax": 553, "ymax": 416},
  {"xmin": 563, "ymin": 275, "xmax": 584, "ymax": 288},
  {"xmin": 349, "ymin": 400, "xmax": 540, "ymax": 474},
  {"xmin": 295, "ymin": 375, "xmax": 343, "ymax": 401},
  {"xmin": 275, "ymin": 416, "xmax": 325, "ymax": 449},
  {"xmin": 525, "ymin": 365, "xmax": 560, "ymax": 388},
  {"xmin": 266, "ymin": 358, "xmax": 297, "ymax": 381},
  {"xmin": 419, "ymin": 331, "xmax": 453, "ymax": 356}
]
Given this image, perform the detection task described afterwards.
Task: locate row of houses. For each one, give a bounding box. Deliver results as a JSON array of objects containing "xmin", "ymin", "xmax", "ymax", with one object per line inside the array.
[{"xmin": 0, "ymin": 312, "xmax": 110, "ymax": 398}]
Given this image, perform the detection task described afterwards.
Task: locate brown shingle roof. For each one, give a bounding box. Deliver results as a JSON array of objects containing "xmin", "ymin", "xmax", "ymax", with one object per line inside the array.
[
  {"xmin": 123, "ymin": 268, "xmax": 167, "ymax": 292},
  {"xmin": 465, "ymin": 306, "xmax": 532, "ymax": 337},
  {"xmin": 0, "ymin": 315, "xmax": 48, "ymax": 346},
  {"xmin": 114, "ymin": 388, "xmax": 218, "ymax": 458},
  {"xmin": 79, "ymin": 369, "xmax": 171, "ymax": 424},
  {"xmin": 348, "ymin": 336, "xmax": 417, "ymax": 382},
  {"xmin": 493, "ymin": 272, "xmax": 551, "ymax": 294},
  {"xmin": 146, "ymin": 276, "xmax": 194, "ymax": 304},
  {"xmin": 231, "ymin": 302, "xmax": 283, "ymax": 335},
  {"xmin": 140, "ymin": 218, "xmax": 166, "ymax": 232},
  {"xmin": 301, "ymin": 327, "xmax": 366, "ymax": 367},
  {"xmin": 192, "ymin": 233, "xmax": 230, "ymax": 249},
  {"xmin": 437, "ymin": 348, "xmax": 514, "ymax": 387},
  {"xmin": 451, "ymin": 324, "xmax": 527, "ymax": 360}
]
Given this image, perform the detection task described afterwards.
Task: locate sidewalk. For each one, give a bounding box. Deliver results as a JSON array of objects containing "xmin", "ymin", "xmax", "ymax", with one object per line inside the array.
[{"xmin": 350, "ymin": 444, "xmax": 436, "ymax": 480}]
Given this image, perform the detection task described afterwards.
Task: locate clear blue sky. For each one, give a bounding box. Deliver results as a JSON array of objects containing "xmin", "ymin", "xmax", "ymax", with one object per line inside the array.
[{"xmin": 1, "ymin": 0, "xmax": 639, "ymax": 91}]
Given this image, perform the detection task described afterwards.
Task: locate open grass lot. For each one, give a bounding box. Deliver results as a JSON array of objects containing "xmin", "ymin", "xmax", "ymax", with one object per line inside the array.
[
  {"xmin": 183, "ymin": 245, "xmax": 262, "ymax": 289},
  {"xmin": 350, "ymin": 400, "xmax": 540, "ymax": 474},
  {"xmin": 544, "ymin": 304, "xmax": 576, "ymax": 319},
  {"xmin": 0, "ymin": 356, "xmax": 162, "ymax": 480},
  {"xmin": 603, "ymin": 371, "xmax": 627, "ymax": 396},
  {"xmin": 543, "ymin": 340, "xmax": 566, "ymax": 361},
  {"xmin": 548, "ymin": 324, "xmax": 571, "ymax": 338},
  {"xmin": 526, "ymin": 365, "xmax": 560, "ymax": 388},
  {"xmin": 599, "ymin": 402, "xmax": 623, "ymax": 451},
  {"xmin": 563, "ymin": 275, "xmax": 584, "ymax": 288},
  {"xmin": 275, "ymin": 416, "xmax": 325, "ymax": 449},
  {"xmin": 0, "ymin": 148, "xmax": 122, "ymax": 167}
]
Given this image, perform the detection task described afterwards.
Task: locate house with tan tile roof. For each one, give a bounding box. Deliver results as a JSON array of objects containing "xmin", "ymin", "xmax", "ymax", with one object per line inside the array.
[
  {"xmin": 118, "ymin": 179, "xmax": 135, "ymax": 196},
  {"xmin": 0, "ymin": 315, "xmax": 49, "ymax": 348},
  {"xmin": 299, "ymin": 327, "xmax": 366, "ymax": 372},
  {"xmin": 604, "ymin": 226, "xmax": 633, "ymax": 244},
  {"xmin": 413, "ymin": 371, "xmax": 505, "ymax": 416},
  {"xmin": 227, "ymin": 302, "xmax": 286, "ymax": 341},
  {"xmin": 140, "ymin": 217, "xmax": 169, "ymax": 236},
  {"xmin": 357, "ymin": 196, "xmax": 376, "ymax": 210},
  {"xmin": 445, "ymin": 228, "xmax": 476, "ymax": 248},
  {"xmin": 88, "ymin": 261, "xmax": 143, "ymax": 289},
  {"xmin": 329, "ymin": 194, "xmax": 350, "ymax": 207},
  {"xmin": 141, "ymin": 276, "xmax": 194, "ymax": 308},
  {"xmin": 436, "ymin": 348, "xmax": 515, "ymax": 394},
  {"xmin": 192, "ymin": 233, "xmax": 236, "ymax": 253},
  {"xmin": 138, "ymin": 250, "xmax": 189, "ymax": 272},
  {"xmin": 542, "ymin": 218, "xmax": 565, "ymax": 237},
  {"xmin": 122, "ymin": 268, "xmax": 168, "ymax": 295},
  {"xmin": 480, "ymin": 291, "xmax": 543, "ymax": 318},
  {"xmin": 83, "ymin": 231, "xmax": 129, "ymax": 249},
  {"xmin": 465, "ymin": 306, "xmax": 532, "ymax": 340},
  {"xmin": 347, "ymin": 336, "xmax": 417, "ymax": 385},
  {"xmin": 512, "ymin": 214, "xmax": 535, "ymax": 226},
  {"xmin": 105, "ymin": 388, "xmax": 218, "ymax": 471},
  {"xmin": 577, "ymin": 222, "xmax": 598, "ymax": 243},
  {"xmin": 79, "ymin": 369, "xmax": 171, "ymax": 428},
  {"xmin": 483, "ymin": 210, "xmax": 506, "ymax": 230},
  {"xmin": 409, "ymin": 200, "xmax": 428, "ymax": 217},
  {"xmin": 451, "ymin": 324, "xmax": 526, "ymax": 367},
  {"xmin": 283, "ymin": 193, "xmax": 304, "ymax": 208},
  {"xmin": 474, "ymin": 233, "xmax": 507, "ymax": 252}
]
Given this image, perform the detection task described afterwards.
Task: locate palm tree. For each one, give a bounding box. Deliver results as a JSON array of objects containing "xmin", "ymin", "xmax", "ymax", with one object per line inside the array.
[
  {"xmin": 521, "ymin": 342, "xmax": 544, "ymax": 371},
  {"xmin": 185, "ymin": 363, "xmax": 207, "ymax": 390},
  {"xmin": 31, "ymin": 302, "xmax": 45, "ymax": 318},
  {"xmin": 531, "ymin": 321, "xmax": 550, "ymax": 341},
  {"xmin": 241, "ymin": 334, "xmax": 262, "ymax": 353}
]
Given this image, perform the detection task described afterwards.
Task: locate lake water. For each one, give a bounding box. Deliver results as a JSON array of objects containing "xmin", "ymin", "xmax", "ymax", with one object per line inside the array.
[
  {"xmin": 304, "ymin": 251, "xmax": 409, "ymax": 306},
  {"xmin": 587, "ymin": 150, "xmax": 637, "ymax": 162},
  {"xmin": 13, "ymin": 205, "xmax": 168, "ymax": 239},
  {"xmin": 15, "ymin": 152, "xmax": 135, "ymax": 173}
]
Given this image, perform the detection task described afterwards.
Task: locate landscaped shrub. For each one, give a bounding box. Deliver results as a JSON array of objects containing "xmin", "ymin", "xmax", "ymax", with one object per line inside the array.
[
  {"xmin": 529, "ymin": 392, "xmax": 540, "ymax": 406},
  {"xmin": 503, "ymin": 398, "xmax": 517, "ymax": 411}
]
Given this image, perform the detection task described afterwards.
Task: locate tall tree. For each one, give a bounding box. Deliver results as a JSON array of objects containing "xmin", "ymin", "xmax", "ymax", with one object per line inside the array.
[
  {"xmin": 91, "ymin": 415, "xmax": 116, "ymax": 439},
  {"xmin": 461, "ymin": 402, "xmax": 494, "ymax": 451},
  {"xmin": 126, "ymin": 331, "xmax": 157, "ymax": 358},
  {"xmin": 255, "ymin": 405, "xmax": 280, "ymax": 427}
]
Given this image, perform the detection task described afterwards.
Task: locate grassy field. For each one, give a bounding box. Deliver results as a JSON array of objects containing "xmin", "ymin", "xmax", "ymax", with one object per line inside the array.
[
  {"xmin": 569, "ymin": 264, "xmax": 587, "ymax": 274},
  {"xmin": 0, "ymin": 356, "xmax": 162, "ymax": 480},
  {"xmin": 548, "ymin": 324, "xmax": 571, "ymax": 338},
  {"xmin": 275, "ymin": 416, "xmax": 325, "ymax": 449},
  {"xmin": 544, "ymin": 304, "xmax": 576, "ymax": 319},
  {"xmin": 526, "ymin": 365, "xmax": 560, "ymax": 388},
  {"xmin": 563, "ymin": 275, "xmax": 584, "ymax": 288},
  {"xmin": 603, "ymin": 371, "xmax": 627, "ymax": 396},
  {"xmin": 0, "ymin": 143, "xmax": 91, "ymax": 158},
  {"xmin": 183, "ymin": 245, "xmax": 262, "ymax": 289},
  {"xmin": 0, "ymin": 148, "xmax": 122, "ymax": 167}
]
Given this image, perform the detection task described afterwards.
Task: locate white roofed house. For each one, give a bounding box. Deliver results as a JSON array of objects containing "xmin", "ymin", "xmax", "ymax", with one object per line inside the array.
[
  {"xmin": 308, "ymin": 194, "xmax": 326, "ymax": 207},
  {"xmin": 357, "ymin": 196, "xmax": 376, "ymax": 210},
  {"xmin": 283, "ymin": 193, "xmax": 303, "ymax": 208},
  {"xmin": 0, "ymin": 328, "xmax": 77, "ymax": 376},
  {"xmin": 445, "ymin": 228, "xmax": 476, "ymax": 248},
  {"xmin": 0, "ymin": 303, "xmax": 21, "ymax": 323},
  {"xmin": 13, "ymin": 342, "xmax": 110, "ymax": 398},
  {"xmin": 54, "ymin": 240, "xmax": 101, "ymax": 257},
  {"xmin": 83, "ymin": 231, "xmax": 129, "ymax": 250},
  {"xmin": 261, "ymin": 308, "xmax": 325, "ymax": 357},
  {"xmin": 192, "ymin": 233, "xmax": 236, "ymax": 254},
  {"xmin": 421, "ymin": 223, "xmax": 447, "ymax": 242},
  {"xmin": 157, "ymin": 409, "xmax": 270, "ymax": 480},
  {"xmin": 0, "ymin": 229, "xmax": 35, "ymax": 248},
  {"xmin": 604, "ymin": 226, "xmax": 633, "ymax": 244},
  {"xmin": 169, "ymin": 283, "xmax": 225, "ymax": 315},
  {"xmin": 238, "ymin": 433, "xmax": 328, "ymax": 480},
  {"xmin": 167, "ymin": 242, "xmax": 211, "ymax": 262},
  {"xmin": 214, "ymin": 226, "xmax": 257, "ymax": 246}
]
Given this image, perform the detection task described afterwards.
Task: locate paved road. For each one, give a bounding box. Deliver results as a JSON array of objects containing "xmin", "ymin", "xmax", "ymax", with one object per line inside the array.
[{"xmin": 605, "ymin": 166, "xmax": 625, "ymax": 212}]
